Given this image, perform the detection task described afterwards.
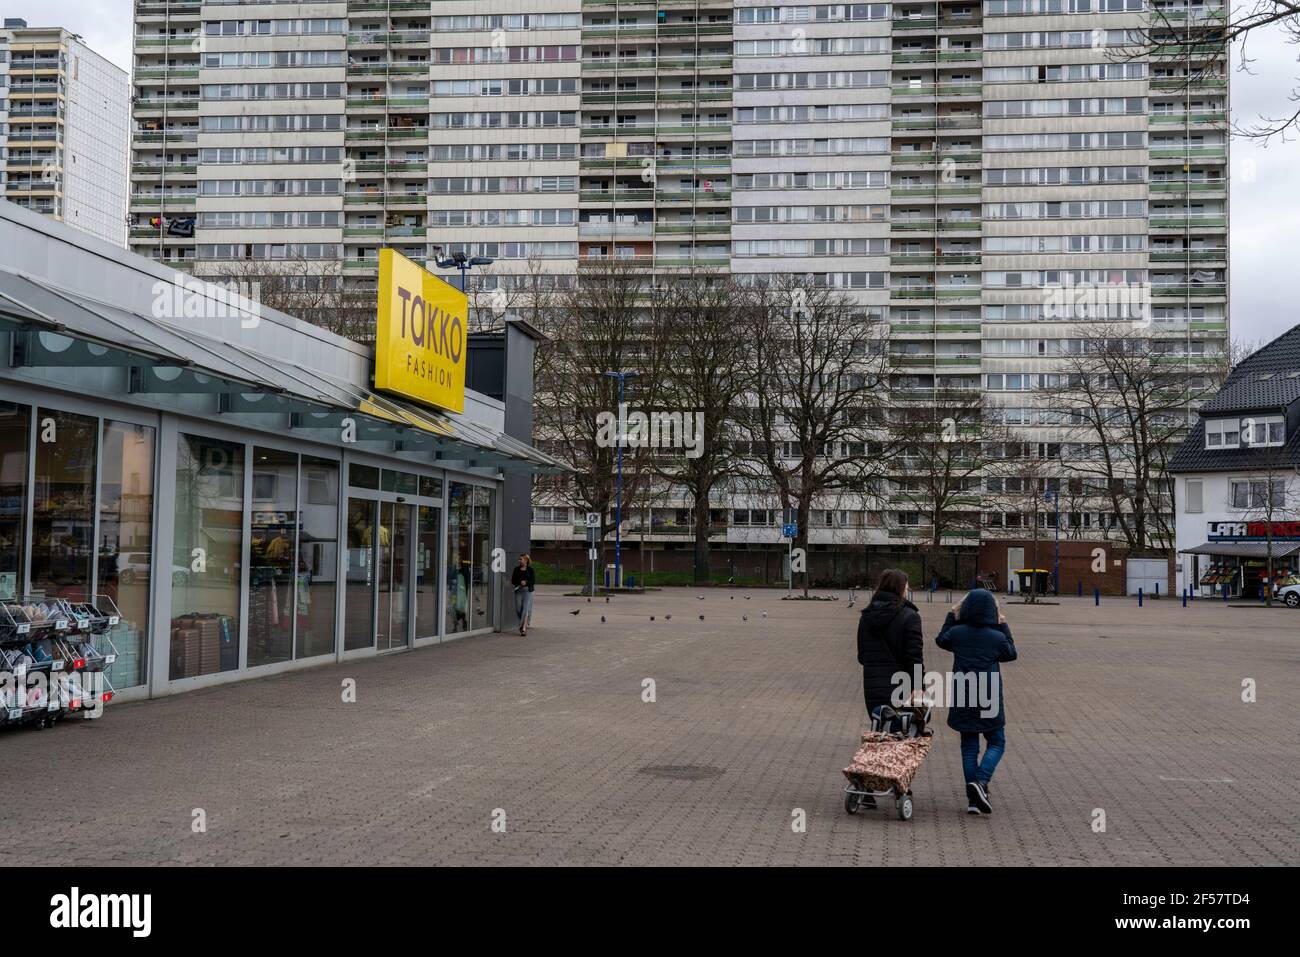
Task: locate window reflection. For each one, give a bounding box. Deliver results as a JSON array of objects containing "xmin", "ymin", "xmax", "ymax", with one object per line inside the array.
[
  {"xmin": 0, "ymin": 403, "xmax": 29, "ymax": 601},
  {"xmin": 249, "ymin": 447, "xmax": 297, "ymax": 667},
  {"xmin": 297, "ymin": 456, "xmax": 338, "ymax": 659},
  {"xmin": 30, "ymin": 409, "xmax": 97, "ymax": 602},
  {"xmin": 171, "ymin": 434, "xmax": 243, "ymax": 679},
  {"xmin": 98, "ymin": 421, "xmax": 154, "ymax": 689}
]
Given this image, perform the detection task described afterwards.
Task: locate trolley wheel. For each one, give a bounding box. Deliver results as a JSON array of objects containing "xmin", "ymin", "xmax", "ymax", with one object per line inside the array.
[
  {"xmin": 897, "ymin": 795, "xmax": 914, "ymax": 821},
  {"xmin": 844, "ymin": 791, "xmax": 861, "ymax": 815}
]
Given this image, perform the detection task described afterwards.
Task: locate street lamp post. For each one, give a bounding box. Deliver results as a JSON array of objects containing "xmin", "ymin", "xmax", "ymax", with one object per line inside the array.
[
  {"xmin": 1044, "ymin": 490, "xmax": 1060, "ymax": 595},
  {"xmin": 602, "ymin": 370, "xmax": 638, "ymax": 588},
  {"xmin": 433, "ymin": 248, "xmax": 495, "ymax": 293}
]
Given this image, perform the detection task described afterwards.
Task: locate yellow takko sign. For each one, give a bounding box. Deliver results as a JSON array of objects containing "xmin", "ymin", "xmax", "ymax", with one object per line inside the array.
[{"xmin": 374, "ymin": 248, "xmax": 468, "ymax": 413}]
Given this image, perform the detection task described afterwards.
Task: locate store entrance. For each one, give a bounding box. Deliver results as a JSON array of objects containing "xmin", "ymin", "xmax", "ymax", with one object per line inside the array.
[{"xmin": 342, "ymin": 466, "xmax": 445, "ymax": 653}]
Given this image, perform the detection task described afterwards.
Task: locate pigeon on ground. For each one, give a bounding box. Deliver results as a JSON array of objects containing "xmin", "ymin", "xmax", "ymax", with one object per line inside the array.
[
  {"xmin": 742, "ymin": 615, "xmax": 748, "ymax": 622},
  {"xmin": 745, "ymin": 596, "xmax": 751, "ymax": 600},
  {"xmin": 569, "ymin": 610, "xmax": 580, "ymax": 616},
  {"xmin": 730, "ymin": 596, "xmax": 735, "ymax": 600},
  {"xmin": 601, "ymin": 616, "xmax": 606, "ymax": 623},
  {"xmin": 698, "ymin": 595, "xmax": 705, "ymax": 600},
  {"xmin": 762, "ymin": 611, "xmax": 768, "ymax": 618},
  {"xmin": 698, "ymin": 615, "xmax": 705, "ymax": 621},
  {"xmin": 650, "ymin": 616, "xmax": 655, "ymax": 621},
  {"xmin": 664, "ymin": 614, "xmax": 671, "ymax": 620}
]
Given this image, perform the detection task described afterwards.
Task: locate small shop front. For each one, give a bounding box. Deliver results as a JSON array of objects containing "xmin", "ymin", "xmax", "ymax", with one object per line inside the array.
[
  {"xmin": 0, "ymin": 204, "xmax": 564, "ymax": 714},
  {"xmin": 1181, "ymin": 521, "xmax": 1300, "ymax": 599}
]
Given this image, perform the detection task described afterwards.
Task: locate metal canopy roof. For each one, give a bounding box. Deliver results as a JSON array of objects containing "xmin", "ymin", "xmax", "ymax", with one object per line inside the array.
[
  {"xmin": 1181, "ymin": 541, "xmax": 1300, "ymax": 558},
  {"xmin": 0, "ymin": 268, "xmax": 570, "ymax": 475}
]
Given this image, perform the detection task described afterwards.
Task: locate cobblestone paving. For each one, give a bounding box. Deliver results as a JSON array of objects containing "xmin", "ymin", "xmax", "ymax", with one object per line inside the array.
[{"xmin": 2, "ymin": 588, "xmax": 1295, "ymax": 866}]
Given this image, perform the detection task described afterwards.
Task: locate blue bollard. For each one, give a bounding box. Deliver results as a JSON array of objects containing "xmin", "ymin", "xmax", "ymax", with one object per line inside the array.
[
  {"xmin": 1138, "ymin": 587, "xmax": 1143, "ymax": 607},
  {"xmin": 1154, "ymin": 582, "xmax": 1159, "ymax": 599},
  {"xmin": 1223, "ymin": 584, "xmax": 1229, "ymax": 603},
  {"xmin": 1094, "ymin": 586, "xmax": 1100, "ymax": 606},
  {"xmin": 1182, "ymin": 588, "xmax": 1187, "ymax": 608},
  {"xmin": 1078, "ymin": 580, "xmax": 1083, "ymax": 597}
]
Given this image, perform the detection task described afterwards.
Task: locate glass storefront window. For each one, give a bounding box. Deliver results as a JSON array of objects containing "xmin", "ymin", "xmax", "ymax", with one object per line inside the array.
[
  {"xmin": 381, "ymin": 469, "xmax": 418, "ymax": 494},
  {"xmin": 248, "ymin": 447, "xmax": 297, "ymax": 667},
  {"xmin": 97, "ymin": 421, "xmax": 155, "ymax": 689},
  {"xmin": 348, "ymin": 464, "xmax": 379, "ymax": 489},
  {"xmin": 298, "ymin": 456, "xmax": 338, "ymax": 659},
  {"xmin": 171, "ymin": 434, "xmax": 243, "ymax": 679},
  {"xmin": 0, "ymin": 402, "xmax": 29, "ymax": 601},
  {"xmin": 418, "ymin": 475, "xmax": 443, "ymax": 500},
  {"xmin": 30, "ymin": 408, "xmax": 97, "ymax": 602}
]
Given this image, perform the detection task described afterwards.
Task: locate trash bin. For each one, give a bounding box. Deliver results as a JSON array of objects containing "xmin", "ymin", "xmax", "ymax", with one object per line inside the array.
[{"xmin": 1015, "ymin": 568, "xmax": 1051, "ymax": 595}]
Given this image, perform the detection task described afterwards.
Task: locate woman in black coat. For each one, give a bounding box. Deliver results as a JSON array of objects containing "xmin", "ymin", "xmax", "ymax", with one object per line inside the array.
[{"xmin": 856, "ymin": 568, "xmax": 925, "ymax": 716}]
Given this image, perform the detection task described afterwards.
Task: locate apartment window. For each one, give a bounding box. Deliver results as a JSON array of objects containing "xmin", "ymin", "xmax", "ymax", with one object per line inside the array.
[
  {"xmin": 1230, "ymin": 479, "xmax": 1286, "ymax": 510},
  {"xmin": 1204, "ymin": 417, "xmax": 1240, "ymax": 449},
  {"xmin": 1185, "ymin": 479, "xmax": 1203, "ymax": 514}
]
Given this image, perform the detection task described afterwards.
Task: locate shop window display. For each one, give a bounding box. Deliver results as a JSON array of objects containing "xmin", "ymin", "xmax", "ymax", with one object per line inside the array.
[
  {"xmin": 30, "ymin": 409, "xmax": 97, "ymax": 602},
  {"xmin": 171, "ymin": 434, "xmax": 243, "ymax": 679}
]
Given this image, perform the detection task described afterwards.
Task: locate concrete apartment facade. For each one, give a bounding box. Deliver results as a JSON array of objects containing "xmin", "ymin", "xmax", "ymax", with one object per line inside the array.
[
  {"xmin": 1, "ymin": 18, "xmax": 130, "ymax": 246},
  {"xmin": 126, "ymin": 1, "xmax": 1229, "ymax": 575}
]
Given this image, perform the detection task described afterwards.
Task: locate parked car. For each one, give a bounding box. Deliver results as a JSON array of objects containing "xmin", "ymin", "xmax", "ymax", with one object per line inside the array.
[{"xmin": 1279, "ymin": 582, "xmax": 1300, "ymax": 608}]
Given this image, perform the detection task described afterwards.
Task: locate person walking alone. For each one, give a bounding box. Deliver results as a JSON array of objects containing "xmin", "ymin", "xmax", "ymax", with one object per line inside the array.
[
  {"xmin": 511, "ymin": 554, "xmax": 536, "ymax": 636},
  {"xmin": 936, "ymin": 588, "xmax": 1017, "ymax": 816}
]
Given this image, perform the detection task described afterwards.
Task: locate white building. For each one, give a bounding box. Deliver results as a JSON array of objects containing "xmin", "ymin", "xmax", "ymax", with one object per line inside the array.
[
  {"xmin": 1169, "ymin": 324, "xmax": 1300, "ymax": 599},
  {"xmin": 1, "ymin": 18, "xmax": 130, "ymax": 245}
]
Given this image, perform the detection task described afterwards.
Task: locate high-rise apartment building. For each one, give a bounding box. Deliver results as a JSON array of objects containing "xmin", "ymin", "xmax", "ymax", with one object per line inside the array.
[
  {"xmin": 128, "ymin": 1, "xmax": 1228, "ymax": 562},
  {"xmin": 1, "ymin": 18, "xmax": 130, "ymax": 245}
]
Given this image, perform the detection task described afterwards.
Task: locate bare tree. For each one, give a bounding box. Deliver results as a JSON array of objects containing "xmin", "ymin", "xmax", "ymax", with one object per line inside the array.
[
  {"xmin": 889, "ymin": 389, "xmax": 1010, "ymax": 562},
  {"xmin": 1058, "ymin": 323, "xmax": 1215, "ymax": 555},
  {"xmin": 649, "ymin": 271, "xmax": 754, "ymax": 583},
  {"xmin": 531, "ymin": 258, "xmax": 669, "ymax": 573},
  {"xmin": 737, "ymin": 275, "xmax": 891, "ymax": 598},
  {"xmin": 1121, "ymin": 3, "xmax": 1300, "ymax": 141},
  {"xmin": 207, "ymin": 255, "xmax": 376, "ymax": 344}
]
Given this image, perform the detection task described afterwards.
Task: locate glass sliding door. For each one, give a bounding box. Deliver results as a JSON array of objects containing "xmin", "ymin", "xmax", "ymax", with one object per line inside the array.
[
  {"xmin": 248, "ymin": 447, "xmax": 297, "ymax": 667},
  {"xmin": 171, "ymin": 434, "xmax": 244, "ymax": 679},
  {"xmin": 344, "ymin": 497, "xmax": 378, "ymax": 652},
  {"xmin": 414, "ymin": 505, "xmax": 441, "ymax": 640},
  {"xmin": 30, "ymin": 408, "xmax": 98, "ymax": 602},
  {"xmin": 445, "ymin": 483, "xmax": 472, "ymax": 635},
  {"xmin": 97, "ymin": 420, "xmax": 155, "ymax": 689},
  {"xmin": 472, "ymin": 486, "xmax": 494, "ymax": 631},
  {"xmin": 376, "ymin": 501, "xmax": 411, "ymax": 652},
  {"xmin": 297, "ymin": 456, "xmax": 338, "ymax": 659}
]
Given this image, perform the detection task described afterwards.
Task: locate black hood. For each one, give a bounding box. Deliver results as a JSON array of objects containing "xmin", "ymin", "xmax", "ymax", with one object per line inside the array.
[{"xmin": 861, "ymin": 592, "xmax": 905, "ymax": 631}]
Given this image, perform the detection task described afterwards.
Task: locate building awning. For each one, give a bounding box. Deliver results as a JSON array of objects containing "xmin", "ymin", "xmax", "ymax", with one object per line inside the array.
[
  {"xmin": 0, "ymin": 268, "xmax": 571, "ymax": 475},
  {"xmin": 1181, "ymin": 541, "xmax": 1300, "ymax": 558}
]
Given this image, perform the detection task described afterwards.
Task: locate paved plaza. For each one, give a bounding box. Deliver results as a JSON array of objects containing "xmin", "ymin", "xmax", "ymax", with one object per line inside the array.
[{"xmin": 2, "ymin": 587, "xmax": 1295, "ymax": 866}]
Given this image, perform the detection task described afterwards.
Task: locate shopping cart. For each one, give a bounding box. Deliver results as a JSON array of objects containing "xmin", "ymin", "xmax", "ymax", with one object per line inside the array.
[{"xmin": 842, "ymin": 704, "xmax": 933, "ymax": 821}]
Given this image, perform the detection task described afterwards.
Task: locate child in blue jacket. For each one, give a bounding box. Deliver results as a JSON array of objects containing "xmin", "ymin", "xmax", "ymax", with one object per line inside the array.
[{"xmin": 936, "ymin": 588, "xmax": 1018, "ymax": 815}]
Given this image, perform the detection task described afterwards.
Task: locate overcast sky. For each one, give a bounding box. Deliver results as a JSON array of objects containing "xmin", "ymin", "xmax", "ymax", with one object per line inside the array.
[{"xmin": 6, "ymin": 0, "xmax": 1296, "ymax": 345}]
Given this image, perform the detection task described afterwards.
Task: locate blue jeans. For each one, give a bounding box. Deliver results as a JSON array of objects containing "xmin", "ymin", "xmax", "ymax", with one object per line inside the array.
[{"xmin": 960, "ymin": 728, "xmax": 1006, "ymax": 787}]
